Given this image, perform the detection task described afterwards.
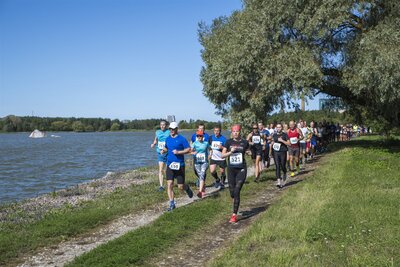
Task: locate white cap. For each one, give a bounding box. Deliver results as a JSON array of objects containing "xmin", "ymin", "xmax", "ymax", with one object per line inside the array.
[{"xmin": 169, "ymin": 121, "xmax": 178, "ymax": 129}]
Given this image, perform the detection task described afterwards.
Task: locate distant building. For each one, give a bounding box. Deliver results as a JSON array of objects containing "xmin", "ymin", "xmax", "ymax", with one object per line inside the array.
[{"xmin": 166, "ymin": 115, "xmax": 176, "ymax": 123}]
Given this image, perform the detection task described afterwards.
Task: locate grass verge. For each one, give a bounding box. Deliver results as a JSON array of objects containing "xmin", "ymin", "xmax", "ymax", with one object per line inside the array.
[{"xmin": 210, "ymin": 136, "xmax": 400, "ymax": 266}]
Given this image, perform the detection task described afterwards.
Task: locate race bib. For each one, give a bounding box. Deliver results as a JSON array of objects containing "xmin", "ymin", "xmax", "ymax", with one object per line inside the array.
[
  {"xmin": 229, "ymin": 153, "xmax": 243, "ymax": 165},
  {"xmin": 211, "ymin": 141, "xmax": 221, "ymax": 150},
  {"xmin": 157, "ymin": 141, "xmax": 165, "ymax": 150},
  {"xmin": 169, "ymin": 162, "xmax": 180, "ymax": 170},
  {"xmin": 273, "ymin": 143, "xmax": 281, "ymax": 151},
  {"xmin": 196, "ymin": 153, "xmax": 206, "ymax": 163},
  {"xmin": 290, "ymin": 137, "xmax": 298, "ymax": 144},
  {"xmin": 252, "ymin": 136, "xmax": 261, "ymax": 144}
]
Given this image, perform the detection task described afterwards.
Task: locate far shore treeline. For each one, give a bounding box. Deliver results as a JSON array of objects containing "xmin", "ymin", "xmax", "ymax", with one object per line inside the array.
[
  {"xmin": 1, "ymin": 110, "xmax": 357, "ymax": 133},
  {"xmin": 0, "ymin": 115, "xmax": 224, "ymax": 133}
]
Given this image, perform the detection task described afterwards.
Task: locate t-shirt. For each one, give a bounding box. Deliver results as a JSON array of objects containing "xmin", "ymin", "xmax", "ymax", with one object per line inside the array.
[
  {"xmin": 249, "ymin": 132, "xmax": 262, "ymax": 148},
  {"xmin": 191, "ymin": 132, "xmax": 210, "ymax": 143},
  {"xmin": 224, "ymin": 138, "xmax": 249, "ymax": 169},
  {"xmin": 191, "ymin": 140, "xmax": 210, "ymax": 164},
  {"xmin": 272, "ymin": 132, "xmax": 289, "ymax": 152},
  {"xmin": 155, "ymin": 129, "xmax": 170, "ymax": 153},
  {"xmin": 300, "ymin": 127, "xmax": 309, "ymax": 143},
  {"xmin": 209, "ymin": 134, "xmax": 227, "ymax": 161},
  {"xmin": 165, "ymin": 134, "xmax": 190, "ymax": 166}
]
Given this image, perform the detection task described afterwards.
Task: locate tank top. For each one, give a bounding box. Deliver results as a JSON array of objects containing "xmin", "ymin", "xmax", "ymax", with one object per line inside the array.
[{"xmin": 287, "ymin": 128, "xmax": 300, "ymax": 147}]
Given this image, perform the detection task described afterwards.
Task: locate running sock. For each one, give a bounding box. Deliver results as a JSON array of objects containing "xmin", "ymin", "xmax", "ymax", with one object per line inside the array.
[{"xmin": 211, "ymin": 172, "xmax": 219, "ymax": 181}]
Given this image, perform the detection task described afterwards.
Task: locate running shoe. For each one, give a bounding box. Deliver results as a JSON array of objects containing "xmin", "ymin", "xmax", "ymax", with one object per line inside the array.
[
  {"xmin": 219, "ymin": 182, "xmax": 225, "ymax": 190},
  {"xmin": 167, "ymin": 202, "xmax": 176, "ymax": 211},
  {"xmin": 157, "ymin": 186, "xmax": 165, "ymax": 192},
  {"xmin": 214, "ymin": 179, "xmax": 221, "ymax": 188},
  {"xmin": 197, "ymin": 191, "xmax": 203, "ymax": 198},
  {"xmin": 186, "ymin": 186, "xmax": 194, "ymax": 198},
  {"xmin": 229, "ymin": 214, "xmax": 237, "ymax": 223},
  {"xmin": 290, "ymin": 172, "xmax": 295, "ymax": 177}
]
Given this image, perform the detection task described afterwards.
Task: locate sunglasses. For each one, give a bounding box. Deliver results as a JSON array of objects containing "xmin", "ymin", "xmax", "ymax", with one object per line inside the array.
[
  {"xmin": 196, "ymin": 135, "xmax": 203, "ymax": 137},
  {"xmin": 169, "ymin": 128, "xmax": 177, "ymax": 130},
  {"xmin": 253, "ymin": 127, "xmax": 258, "ymax": 129}
]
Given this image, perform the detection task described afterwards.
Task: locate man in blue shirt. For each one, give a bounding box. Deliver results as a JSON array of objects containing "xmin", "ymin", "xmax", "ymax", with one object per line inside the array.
[
  {"xmin": 160, "ymin": 121, "xmax": 193, "ymax": 211},
  {"xmin": 190, "ymin": 123, "xmax": 210, "ymax": 143},
  {"xmin": 150, "ymin": 120, "xmax": 170, "ymax": 192}
]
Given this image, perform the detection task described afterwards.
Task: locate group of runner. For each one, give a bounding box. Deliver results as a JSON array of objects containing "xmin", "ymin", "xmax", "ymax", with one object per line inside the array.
[{"xmin": 151, "ymin": 119, "xmax": 359, "ymax": 223}]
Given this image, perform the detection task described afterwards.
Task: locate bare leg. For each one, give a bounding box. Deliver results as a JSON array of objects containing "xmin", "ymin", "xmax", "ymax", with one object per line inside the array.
[
  {"xmin": 167, "ymin": 180, "xmax": 174, "ymax": 201},
  {"xmin": 158, "ymin": 162, "xmax": 165, "ymax": 187}
]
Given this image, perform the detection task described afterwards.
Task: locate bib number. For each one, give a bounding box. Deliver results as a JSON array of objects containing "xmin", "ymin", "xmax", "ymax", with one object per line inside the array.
[
  {"xmin": 169, "ymin": 162, "xmax": 180, "ymax": 170},
  {"xmin": 229, "ymin": 153, "xmax": 243, "ymax": 165},
  {"xmin": 273, "ymin": 143, "xmax": 281, "ymax": 151},
  {"xmin": 157, "ymin": 141, "xmax": 165, "ymax": 150},
  {"xmin": 211, "ymin": 141, "xmax": 221, "ymax": 150},
  {"xmin": 290, "ymin": 137, "xmax": 298, "ymax": 144},
  {"xmin": 196, "ymin": 153, "xmax": 206, "ymax": 163},
  {"xmin": 252, "ymin": 136, "xmax": 261, "ymax": 144}
]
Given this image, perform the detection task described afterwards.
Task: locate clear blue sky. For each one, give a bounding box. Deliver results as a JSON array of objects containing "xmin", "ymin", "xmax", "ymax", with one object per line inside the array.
[{"xmin": 0, "ymin": 0, "xmax": 320, "ymax": 121}]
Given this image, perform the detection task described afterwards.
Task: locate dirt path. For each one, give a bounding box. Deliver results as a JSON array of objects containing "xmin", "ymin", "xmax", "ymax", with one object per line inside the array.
[
  {"xmin": 19, "ymin": 167, "xmax": 256, "ymax": 267},
  {"xmin": 153, "ymin": 157, "xmax": 323, "ymax": 267}
]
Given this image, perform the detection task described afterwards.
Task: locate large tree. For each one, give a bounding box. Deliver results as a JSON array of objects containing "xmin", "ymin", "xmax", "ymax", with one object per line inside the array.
[{"xmin": 199, "ymin": 0, "xmax": 400, "ymax": 127}]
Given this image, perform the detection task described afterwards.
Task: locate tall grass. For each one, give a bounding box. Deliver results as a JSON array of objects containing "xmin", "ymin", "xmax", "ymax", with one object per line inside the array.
[{"xmin": 211, "ymin": 137, "xmax": 400, "ymax": 266}]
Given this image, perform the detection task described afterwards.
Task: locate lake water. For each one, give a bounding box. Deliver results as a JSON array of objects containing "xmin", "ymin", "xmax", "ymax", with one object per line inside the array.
[{"xmin": 0, "ymin": 131, "xmax": 215, "ymax": 203}]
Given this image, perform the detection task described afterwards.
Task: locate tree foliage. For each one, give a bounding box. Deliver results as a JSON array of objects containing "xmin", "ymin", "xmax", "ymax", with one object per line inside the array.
[{"xmin": 199, "ymin": 0, "xmax": 400, "ymax": 127}]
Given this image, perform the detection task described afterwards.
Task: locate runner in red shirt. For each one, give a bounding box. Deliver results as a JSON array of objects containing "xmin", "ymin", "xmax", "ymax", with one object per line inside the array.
[{"xmin": 287, "ymin": 121, "xmax": 304, "ymax": 177}]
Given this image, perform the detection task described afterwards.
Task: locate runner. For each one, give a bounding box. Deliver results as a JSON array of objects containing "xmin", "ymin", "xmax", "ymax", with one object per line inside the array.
[
  {"xmin": 191, "ymin": 130, "xmax": 210, "ymax": 198},
  {"xmin": 190, "ymin": 123, "xmax": 210, "ymax": 187},
  {"xmin": 246, "ymin": 123, "xmax": 265, "ymax": 182},
  {"xmin": 150, "ymin": 120, "xmax": 170, "ymax": 191},
  {"xmin": 160, "ymin": 122, "xmax": 193, "ymax": 211},
  {"xmin": 309, "ymin": 121, "xmax": 318, "ymax": 159},
  {"xmin": 287, "ymin": 120, "xmax": 304, "ymax": 177},
  {"xmin": 299, "ymin": 121, "xmax": 310, "ymax": 169},
  {"xmin": 258, "ymin": 121, "xmax": 270, "ymax": 171},
  {"xmin": 271, "ymin": 123, "xmax": 290, "ymax": 188},
  {"xmin": 222, "ymin": 124, "xmax": 249, "ymax": 223},
  {"xmin": 208, "ymin": 125, "xmax": 227, "ymax": 189}
]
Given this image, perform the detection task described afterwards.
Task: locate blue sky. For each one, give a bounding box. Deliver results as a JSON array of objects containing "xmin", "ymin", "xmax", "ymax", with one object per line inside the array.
[{"xmin": 0, "ymin": 0, "xmax": 320, "ymax": 121}]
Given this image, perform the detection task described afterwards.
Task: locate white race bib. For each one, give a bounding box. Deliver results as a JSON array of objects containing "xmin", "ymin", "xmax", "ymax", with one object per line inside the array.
[
  {"xmin": 157, "ymin": 141, "xmax": 165, "ymax": 150},
  {"xmin": 196, "ymin": 153, "xmax": 206, "ymax": 163},
  {"xmin": 211, "ymin": 141, "xmax": 221, "ymax": 150},
  {"xmin": 252, "ymin": 136, "xmax": 261, "ymax": 144},
  {"xmin": 229, "ymin": 153, "xmax": 243, "ymax": 165},
  {"xmin": 169, "ymin": 162, "xmax": 180, "ymax": 170},
  {"xmin": 290, "ymin": 137, "xmax": 298, "ymax": 144},
  {"xmin": 273, "ymin": 143, "xmax": 281, "ymax": 151}
]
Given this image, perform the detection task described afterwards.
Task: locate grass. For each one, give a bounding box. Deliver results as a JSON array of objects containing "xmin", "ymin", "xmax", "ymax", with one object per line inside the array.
[
  {"xmin": 0, "ymin": 156, "xmax": 255, "ymax": 266},
  {"xmin": 0, "ymin": 167, "xmax": 168, "ymax": 265},
  {"xmin": 67, "ymin": 159, "xmax": 273, "ymax": 266},
  {"xmin": 210, "ymin": 136, "xmax": 400, "ymax": 266}
]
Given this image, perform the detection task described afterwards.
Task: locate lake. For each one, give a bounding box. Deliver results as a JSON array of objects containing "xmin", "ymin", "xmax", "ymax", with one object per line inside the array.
[{"xmin": 0, "ymin": 130, "xmax": 221, "ymax": 203}]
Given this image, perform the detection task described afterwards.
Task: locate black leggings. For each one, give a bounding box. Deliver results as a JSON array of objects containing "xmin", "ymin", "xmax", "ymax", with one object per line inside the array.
[
  {"xmin": 273, "ymin": 150, "xmax": 287, "ymax": 179},
  {"xmin": 227, "ymin": 167, "xmax": 247, "ymax": 214}
]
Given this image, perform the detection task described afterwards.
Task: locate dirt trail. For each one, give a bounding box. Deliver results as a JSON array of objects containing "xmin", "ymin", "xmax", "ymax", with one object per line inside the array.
[
  {"xmin": 153, "ymin": 157, "xmax": 322, "ymax": 267},
  {"xmin": 19, "ymin": 167, "xmax": 256, "ymax": 267}
]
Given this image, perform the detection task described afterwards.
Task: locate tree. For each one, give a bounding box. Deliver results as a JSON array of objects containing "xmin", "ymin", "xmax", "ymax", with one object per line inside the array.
[
  {"xmin": 199, "ymin": 0, "xmax": 400, "ymax": 129},
  {"xmin": 110, "ymin": 123, "xmax": 120, "ymax": 131},
  {"xmin": 72, "ymin": 121, "xmax": 85, "ymax": 132}
]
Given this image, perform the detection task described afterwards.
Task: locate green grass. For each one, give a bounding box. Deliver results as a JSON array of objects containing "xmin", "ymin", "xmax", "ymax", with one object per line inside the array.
[
  {"xmin": 211, "ymin": 136, "xmax": 400, "ymax": 266},
  {"xmin": 68, "ymin": 161, "xmax": 273, "ymax": 267},
  {"xmin": 0, "ymin": 167, "xmax": 170, "ymax": 265}
]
